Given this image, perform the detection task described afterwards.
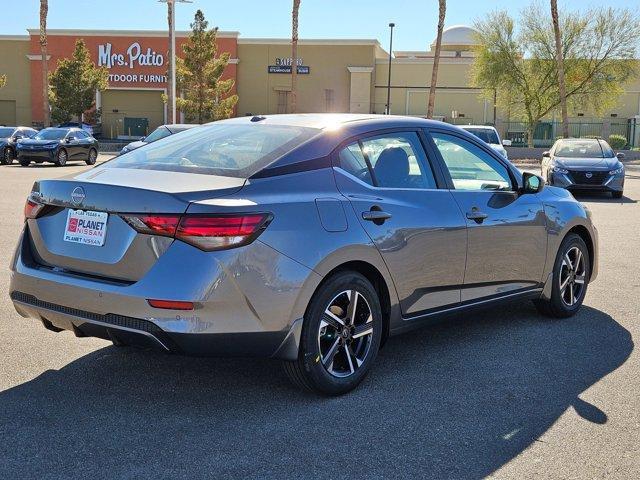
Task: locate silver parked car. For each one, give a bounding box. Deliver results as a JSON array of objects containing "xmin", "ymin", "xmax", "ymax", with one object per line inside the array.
[
  {"xmin": 119, "ymin": 124, "xmax": 198, "ymax": 155},
  {"xmin": 542, "ymin": 138, "xmax": 625, "ymax": 198},
  {"xmin": 460, "ymin": 125, "xmax": 511, "ymax": 159},
  {"xmin": 10, "ymin": 114, "xmax": 598, "ymax": 395}
]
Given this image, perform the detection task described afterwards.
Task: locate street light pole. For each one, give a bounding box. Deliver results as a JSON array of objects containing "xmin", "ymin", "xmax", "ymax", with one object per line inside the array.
[
  {"xmin": 160, "ymin": 0, "xmax": 192, "ymax": 124},
  {"xmin": 386, "ymin": 22, "xmax": 395, "ymax": 115}
]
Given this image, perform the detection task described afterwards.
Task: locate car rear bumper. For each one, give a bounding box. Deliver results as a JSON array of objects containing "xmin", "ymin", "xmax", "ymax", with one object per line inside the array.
[{"xmin": 9, "ymin": 229, "xmax": 319, "ymax": 360}]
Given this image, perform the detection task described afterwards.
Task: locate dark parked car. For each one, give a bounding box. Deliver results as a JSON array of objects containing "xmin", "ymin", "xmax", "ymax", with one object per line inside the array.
[
  {"xmin": 16, "ymin": 127, "xmax": 99, "ymax": 167},
  {"xmin": 10, "ymin": 115, "xmax": 598, "ymax": 395},
  {"xmin": 119, "ymin": 124, "xmax": 198, "ymax": 155},
  {"xmin": 541, "ymin": 138, "xmax": 625, "ymax": 198},
  {"xmin": 0, "ymin": 126, "xmax": 38, "ymax": 164}
]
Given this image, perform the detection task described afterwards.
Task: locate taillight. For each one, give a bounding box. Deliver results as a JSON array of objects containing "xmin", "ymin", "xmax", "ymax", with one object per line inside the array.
[
  {"xmin": 122, "ymin": 213, "xmax": 272, "ymax": 251},
  {"xmin": 24, "ymin": 198, "xmax": 46, "ymax": 220}
]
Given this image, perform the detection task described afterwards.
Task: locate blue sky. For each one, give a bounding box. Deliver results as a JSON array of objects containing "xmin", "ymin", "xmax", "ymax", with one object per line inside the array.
[{"xmin": 2, "ymin": 0, "xmax": 636, "ymax": 51}]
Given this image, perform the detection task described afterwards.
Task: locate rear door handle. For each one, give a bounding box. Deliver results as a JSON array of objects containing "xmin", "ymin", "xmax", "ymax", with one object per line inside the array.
[
  {"xmin": 362, "ymin": 210, "xmax": 392, "ymax": 224},
  {"xmin": 466, "ymin": 209, "xmax": 488, "ymax": 224}
]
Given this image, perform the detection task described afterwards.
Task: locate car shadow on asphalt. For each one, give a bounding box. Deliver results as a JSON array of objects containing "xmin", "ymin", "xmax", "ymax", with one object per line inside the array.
[{"xmin": 0, "ymin": 303, "xmax": 632, "ymax": 479}]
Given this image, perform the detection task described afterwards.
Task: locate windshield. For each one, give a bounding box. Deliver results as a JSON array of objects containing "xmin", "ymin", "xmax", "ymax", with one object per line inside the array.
[
  {"xmin": 554, "ymin": 140, "xmax": 611, "ymax": 158},
  {"xmin": 0, "ymin": 127, "xmax": 16, "ymax": 138},
  {"xmin": 144, "ymin": 126, "xmax": 172, "ymax": 143},
  {"xmin": 105, "ymin": 123, "xmax": 319, "ymax": 177},
  {"xmin": 34, "ymin": 129, "xmax": 68, "ymax": 140},
  {"xmin": 462, "ymin": 128, "xmax": 500, "ymax": 144}
]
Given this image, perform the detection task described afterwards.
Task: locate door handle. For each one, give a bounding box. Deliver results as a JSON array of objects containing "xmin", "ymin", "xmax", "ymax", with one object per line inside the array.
[
  {"xmin": 362, "ymin": 209, "xmax": 392, "ymax": 224},
  {"xmin": 466, "ymin": 209, "xmax": 488, "ymax": 224}
]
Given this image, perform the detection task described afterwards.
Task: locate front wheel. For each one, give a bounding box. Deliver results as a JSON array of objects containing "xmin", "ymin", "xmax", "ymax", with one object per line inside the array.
[
  {"xmin": 534, "ymin": 233, "xmax": 590, "ymax": 318},
  {"xmin": 55, "ymin": 148, "xmax": 67, "ymax": 167},
  {"xmin": 2, "ymin": 147, "xmax": 14, "ymax": 165},
  {"xmin": 283, "ymin": 271, "xmax": 382, "ymax": 395},
  {"xmin": 86, "ymin": 148, "xmax": 97, "ymax": 165}
]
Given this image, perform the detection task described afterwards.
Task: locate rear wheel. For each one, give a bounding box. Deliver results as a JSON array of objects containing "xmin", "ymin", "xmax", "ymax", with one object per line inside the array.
[
  {"xmin": 55, "ymin": 148, "xmax": 67, "ymax": 167},
  {"xmin": 2, "ymin": 147, "xmax": 13, "ymax": 165},
  {"xmin": 283, "ymin": 271, "xmax": 382, "ymax": 395},
  {"xmin": 86, "ymin": 148, "xmax": 97, "ymax": 165},
  {"xmin": 534, "ymin": 233, "xmax": 590, "ymax": 318}
]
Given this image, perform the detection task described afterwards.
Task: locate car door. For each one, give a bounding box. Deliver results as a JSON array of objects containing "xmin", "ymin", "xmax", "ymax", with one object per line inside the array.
[
  {"xmin": 426, "ymin": 129, "xmax": 548, "ymax": 302},
  {"xmin": 75, "ymin": 131, "xmax": 91, "ymax": 158},
  {"xmin": 333, "ymin": 130, "xmax": 467, "ymax": 316}
]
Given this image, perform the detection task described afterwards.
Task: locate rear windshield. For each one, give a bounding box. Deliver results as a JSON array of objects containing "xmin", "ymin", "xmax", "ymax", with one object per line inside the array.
[
  {"xmin": 143, "ymin": 126, "xmax": 172, "ymax": 143},
  {"xmin": 105, "ymin": 123, "xmax": 318, "ymax": 177},
  {"xmin": 462, "ymin": 128, "xmax": 499, "ymax": 144},
  {"xmin": 34, "ymin": 129, "xmax": 68, "ymax": 140},
  {"xmin": 554, "ymin": 140, "xmax": 614, "ymax": 158}
]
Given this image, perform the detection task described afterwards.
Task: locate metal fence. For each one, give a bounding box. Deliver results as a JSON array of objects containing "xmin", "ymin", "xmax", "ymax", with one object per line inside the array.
[{"xmin": 496, "ymin": 119, "xmax": 637, "ymax": 148}]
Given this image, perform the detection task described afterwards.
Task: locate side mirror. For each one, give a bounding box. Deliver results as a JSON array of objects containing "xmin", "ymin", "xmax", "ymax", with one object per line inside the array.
[
  {"xmin": 66, "ymin": 136, "xmax": 75, "ymax": 142},
  {"xmin": 139, "ymin": 136, "xmax": 146, "ymax": 141},
  {"xmin": 616, "ymin": 152, "xmax": 625, "ymax": 160},
  {"xmin": 522, "ymin": 171, "xmax": 544, "ymax": 194},
  {"xmin": 502, "ymin": 139, "xmax": 512, "ymax": 147},
  {"xmin": 542, "ymin": 151, "xmax": 551, "ymax": 158},
  {"xmin": 13, "ymin": 134, "xmax": 24, "ymax": 140}
]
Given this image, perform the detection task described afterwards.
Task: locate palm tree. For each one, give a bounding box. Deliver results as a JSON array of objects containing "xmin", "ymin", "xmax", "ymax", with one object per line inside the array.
[
  {"xmin": 290, "ymin": 0, "xmax": 301, "ymax": 113},
  {"xmin": 167, "ymin": 0, "xmax": 174, "ymax": 124},
  {"xmin": 551, "ymin": 0, "xmax": 569, "ymax": 138},
  {"xmin": 427, "ymin": 0, "xmax": 446, "ymax": 119},
  {"xmin": 40, "ymin": 0, "xmax": 50, "ymax": 127}
]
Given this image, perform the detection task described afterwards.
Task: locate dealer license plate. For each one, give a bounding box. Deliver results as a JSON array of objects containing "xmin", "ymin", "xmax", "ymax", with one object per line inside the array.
[{"xmin": 63, "ymin": 209, "xmax": 108, "ymax": 247}]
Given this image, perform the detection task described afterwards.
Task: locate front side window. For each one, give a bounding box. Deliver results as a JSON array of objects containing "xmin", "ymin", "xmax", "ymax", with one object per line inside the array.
[
  {"xmin": 338, "ymin": 132, "xmax": 436, "ymax": 189},
  {"xmin": 431, "ymin": 132, "xmax": 512, "ymax": 191}
]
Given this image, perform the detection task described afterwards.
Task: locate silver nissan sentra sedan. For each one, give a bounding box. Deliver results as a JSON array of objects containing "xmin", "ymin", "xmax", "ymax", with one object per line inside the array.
[{"xmin": 10, "ymin": 114, "xmax": 598, "ymax": 395}]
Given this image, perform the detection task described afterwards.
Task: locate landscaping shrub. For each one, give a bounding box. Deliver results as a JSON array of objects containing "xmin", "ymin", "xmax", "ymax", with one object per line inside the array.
[{"xmin": 608, "ymin": 134, "xmax": 627, "ymax": 150}]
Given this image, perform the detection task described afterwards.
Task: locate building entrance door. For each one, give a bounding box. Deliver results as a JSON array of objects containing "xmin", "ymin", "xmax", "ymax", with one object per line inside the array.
[{"xmin": 123, "ymin": 117, "xmax": 149, "ymax": 138}]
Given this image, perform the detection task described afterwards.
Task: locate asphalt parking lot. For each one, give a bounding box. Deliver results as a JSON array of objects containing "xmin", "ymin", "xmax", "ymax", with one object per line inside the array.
[{"xmin": 0, "ymin": 155, "xmax": 638, "ymax": 479}]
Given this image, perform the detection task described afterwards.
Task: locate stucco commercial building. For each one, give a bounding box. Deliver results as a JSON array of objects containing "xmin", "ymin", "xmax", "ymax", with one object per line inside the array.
[{"xmin": 0, "ymin": 25, "xmax": 638, "ymax": 144}]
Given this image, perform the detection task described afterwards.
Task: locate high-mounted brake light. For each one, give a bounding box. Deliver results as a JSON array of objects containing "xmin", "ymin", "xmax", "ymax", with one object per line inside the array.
[{"xmin": 121, "ymin": 213, "xmax": 272, "ymax": 251}]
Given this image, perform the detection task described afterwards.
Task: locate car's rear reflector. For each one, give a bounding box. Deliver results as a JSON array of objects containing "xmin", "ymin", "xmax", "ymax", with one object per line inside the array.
[
  {"xmin": 147, "ymin": 299, "xmax": 194, "ymax": 310},
  {"xmin": 122, "ymin": 213, "xmax": 272, "ymax": 251}
]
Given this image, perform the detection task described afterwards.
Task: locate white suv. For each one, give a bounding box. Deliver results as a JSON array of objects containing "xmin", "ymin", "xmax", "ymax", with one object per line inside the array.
[{"xmin": 460, "ymin": 125, "xmax": 511, "ymax": 159}]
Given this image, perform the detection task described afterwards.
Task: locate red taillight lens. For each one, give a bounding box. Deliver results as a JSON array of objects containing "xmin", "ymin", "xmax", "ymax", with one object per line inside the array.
[
  {"xmin": 24, "ymin": 199, "xmax": 45, "ymax": 220},
  {"xmin": 122, "ymin": 213, "xmax": 272, "ymax": 251}
]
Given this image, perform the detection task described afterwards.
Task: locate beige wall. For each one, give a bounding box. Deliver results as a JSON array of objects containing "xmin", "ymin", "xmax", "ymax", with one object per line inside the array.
[
  {"xmin": 101, "ymin": 89, "xmax": 165, "ymax": 139},
  {"xmin": 0, "ymin": 38, "xmax": 31, "ymax": 126},
  {"xmin": 236, "ymin": 42, "xmax": 378, "ymax": 115}
]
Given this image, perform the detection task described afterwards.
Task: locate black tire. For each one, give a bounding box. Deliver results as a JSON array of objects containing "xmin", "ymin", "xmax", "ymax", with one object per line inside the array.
[
  {"xmin": 2, "ymin": 147, "xmax": 14, "ymax": 165},
  {"xmin": 55, "ymin": 148, "xmax": 68, "ymax": 167},
  {"xmin": 19, "ymin": 157, "xmax": 30, "ymax": 167},
  {"xmin": 283, "ymin": 271, "xmax": 383, "ymax": 395},
  {"xmin": 86, "ymin": 148, "xmax": 97, "ymax": 165},
  {"xmin": 533, "ymin": 233, "xmax": 590, "ymax": 318},
  {"xmin": 612, "ymin": 190, "xmax": 623, "ymax": 199}
]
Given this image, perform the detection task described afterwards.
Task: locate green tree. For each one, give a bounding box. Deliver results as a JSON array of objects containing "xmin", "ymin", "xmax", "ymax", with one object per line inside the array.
[
  {"xmin": 49, "ymin": 39, "xmax": 108, "ymax": 123},
  {"xmin": 471, "ymin": 5, "xmax": 640, "ymax": 146},
  {"xmin": 176, "ymin": 10, "xmax": 238, "ymax": 123}
]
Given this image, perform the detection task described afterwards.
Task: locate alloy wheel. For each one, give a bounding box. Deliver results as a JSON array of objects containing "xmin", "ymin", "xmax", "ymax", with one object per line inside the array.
[
  {"xmin": 559, "ymin": 246, "xmax": 586, "ymax": 306},
  {"xmin": 3, "ymin": 148, "xmax": 12, "ymax": 164},
  {"xmin": 318, "ymin": 289, "xmax": 374, "ymax": 378},
  {"xmin": 58, "ymin": 150, "xmax": 67, "ymax": 166}
]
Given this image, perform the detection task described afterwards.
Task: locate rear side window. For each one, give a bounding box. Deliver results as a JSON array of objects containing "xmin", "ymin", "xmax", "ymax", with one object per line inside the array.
[
  {"xmin": 338, "ymin": 132, "xmax": 437, "ymax": 189},
  {"xmin": 105, "ymin": 123, "xmax": 319, "ymax": 178}
]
